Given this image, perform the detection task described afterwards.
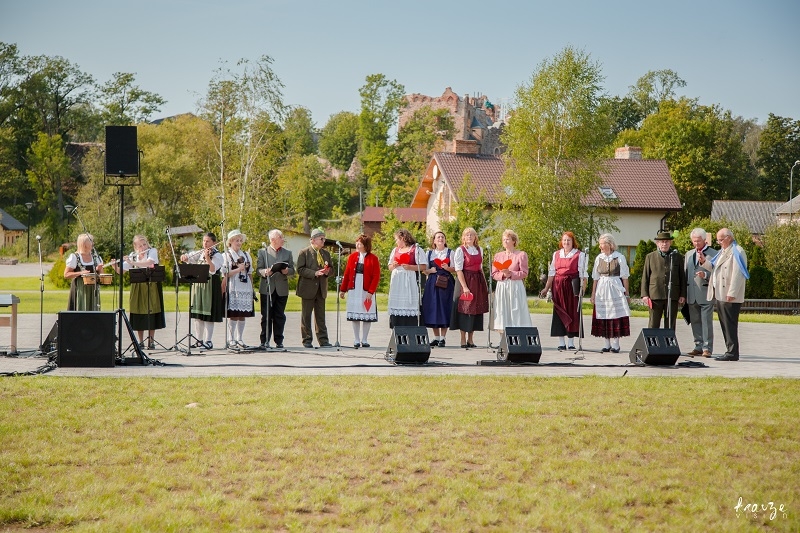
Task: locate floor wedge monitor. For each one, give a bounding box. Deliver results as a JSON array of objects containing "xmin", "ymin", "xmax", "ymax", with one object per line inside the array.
[
  {"xmin": 628, "ymin": 328, "xmax": 680, "ymax": 366},
  {"xmin": 498, "ymin": 327, "xmax": 542, "ymax": 363},
  {"xmin": 387, "ymin": 326, "xmax": 430, "ymax": 365}
]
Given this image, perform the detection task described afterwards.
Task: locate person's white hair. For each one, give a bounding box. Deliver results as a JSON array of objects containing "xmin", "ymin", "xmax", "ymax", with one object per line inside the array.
[
  {"xmin": 598, "ymin": 233, "xmax": 617, "ymax": 251},
  {"xmin": 268, "ymin": 229, "xmax": 283, "ymax": 241},
  {"xmin": 690, "ymin": 227, "xmax": 707, "ymax": 240}
]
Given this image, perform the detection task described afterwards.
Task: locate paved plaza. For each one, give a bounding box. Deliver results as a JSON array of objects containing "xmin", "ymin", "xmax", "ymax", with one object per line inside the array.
[{"xmin": 1, "ymin": 262, "xmax": 798, "ymax": 378}]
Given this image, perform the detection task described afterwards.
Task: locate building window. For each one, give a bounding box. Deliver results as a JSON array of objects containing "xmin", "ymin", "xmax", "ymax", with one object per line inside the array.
[{"xmin": 598, "ymin": 186, "xmax": 617, "ymax": 200}]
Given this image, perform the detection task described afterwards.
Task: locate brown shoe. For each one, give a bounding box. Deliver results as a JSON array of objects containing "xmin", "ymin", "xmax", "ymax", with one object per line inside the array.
[
  {"xmin": 687, "ymin": 349, "xmax": 703, "ymax": 356},
  {"xmin": 702, "ymin": 350, "xmax": 712, "ymax": 357}
]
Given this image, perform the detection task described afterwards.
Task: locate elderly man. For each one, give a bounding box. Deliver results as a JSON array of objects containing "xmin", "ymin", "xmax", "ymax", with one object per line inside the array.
[
  {"xmin": 296, "ymin": 227, "xmax": 332, "ymax": 349},
  {"xmin": 257, "ymin": 229, "xmax": 295, "ymax": 350},
  {"xmin": 701, "ymin": 227, "xmax": 749, "ymax": 361},
  {"xmin": 684, "ymin": 228, "xmax": 718, "ymax": 357},
  {"xmin": 641, "ymin": 230, "xmax": 686, "ymax": 329}
]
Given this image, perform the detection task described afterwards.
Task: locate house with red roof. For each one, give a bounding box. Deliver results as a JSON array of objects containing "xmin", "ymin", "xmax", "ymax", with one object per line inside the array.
[{"xmin": 410, "ymin": 144, "xmax": 681, "ymax": 262}]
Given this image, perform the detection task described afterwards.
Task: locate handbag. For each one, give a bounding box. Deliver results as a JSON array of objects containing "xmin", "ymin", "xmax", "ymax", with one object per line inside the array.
[
  {"xmin": 459, "ymin": 292, "xmax": 474, "ymax": 301},
  {"xmin": 435, "ymin": 274, "xmax": 449, "ymax": 289}
]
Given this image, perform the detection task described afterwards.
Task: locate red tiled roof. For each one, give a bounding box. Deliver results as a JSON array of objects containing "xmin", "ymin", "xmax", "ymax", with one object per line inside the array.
[
  {"xmin": 433, "ymin": 152, "xmax": 505, "ymax": 203},
  {"xmin": 362, "ymin": 207, "xmax": 427, "ymax": 223},
  {"xmin": 583, "ymin": 159, "xmax": 681, "ymax": 211}
]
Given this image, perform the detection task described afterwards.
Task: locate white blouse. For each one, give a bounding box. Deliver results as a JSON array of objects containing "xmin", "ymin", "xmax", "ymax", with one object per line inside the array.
[
  {"xmin": 547, "ymin": 248, "xmax": 588, "ymax": 278},
  {"xmin": 452, "ymin": 246, "xmax": 481, "ymax": 271}
]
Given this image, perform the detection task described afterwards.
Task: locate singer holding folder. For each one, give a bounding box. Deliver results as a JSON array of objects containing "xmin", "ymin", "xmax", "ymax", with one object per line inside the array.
[{"xmin": 256, "ymin": 229, "xmax": 294, "ymax": 350}]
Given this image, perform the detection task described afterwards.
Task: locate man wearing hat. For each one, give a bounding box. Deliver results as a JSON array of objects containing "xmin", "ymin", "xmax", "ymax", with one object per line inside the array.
[
  {"xmin": 641, "ymin": 230, "xmax": 686, "ymax": 329},
  {"xmin": 296, "ymin": 228, "xmax": 332, "ymax": 348}
]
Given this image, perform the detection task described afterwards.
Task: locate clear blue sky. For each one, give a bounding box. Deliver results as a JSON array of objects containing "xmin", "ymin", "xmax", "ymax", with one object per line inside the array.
[{"xmin": 2, "ymin": 0, "xmax": 798, "ymax": 127}]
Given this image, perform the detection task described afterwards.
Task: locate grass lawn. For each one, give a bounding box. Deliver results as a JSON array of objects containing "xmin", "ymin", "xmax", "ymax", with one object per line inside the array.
[{"xmin": 0, "ymin": 377, "xmax": 797, "ymax": 531}]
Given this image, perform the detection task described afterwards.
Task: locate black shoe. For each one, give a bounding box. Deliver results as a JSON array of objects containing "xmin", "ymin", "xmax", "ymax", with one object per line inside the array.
[
  {"xmin": 557, "ymin": 345, "xmax": 567, "ymax": 351},
  {"xmin": 567, "ymin": 345, "xmax": 576, "ymax": 351},
  {"xmin": 430, "ymin": 339, "xmax": 439, "ymax": 347},
  {"xmin": 361, "ymin": 342, "xmax": 370, "ymax": 348},
  {"xmin": 461, "ymin": 344, "xmax": 468, "ymax": 349},
  {"xmin": 203, "ymin": 341, "xmax": 213, "ymax": 350},
  {"xmin": 319, "ymin": 342, "xmax": 333, "ymax": 348},
  {"xmin": 275, "ymin": 343, "xmax": 284, "ymax": 349},
  {"xmin": 438, "ymin": 340, "xmax": 445, "ymax": 348},
  {"xmin": 354, "ymin": 342, "xmax": 361, "ymax": 349},
  {"xmin": 303, "ymin": 342, "xmax": 313, "ymax": 348},
  {"xmin": 466, "ymin": 342, "xmax": 477, "ymax": 348},
  {"xmin": 610, "ymin": 348, "xmax": 620, "ymax": 353},
  {"xmin": 714, "ymin": 354, "xmax": 739, "ymax": 361},
  {"xmin": 601, "ymin": 347, "xmax": 611, "ymax": 353}
]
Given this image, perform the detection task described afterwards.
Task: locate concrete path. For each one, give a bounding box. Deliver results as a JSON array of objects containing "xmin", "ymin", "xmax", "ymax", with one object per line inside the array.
[{"xmin": 2, "ymin": 307, "xmax": 798, "ymax": 378}]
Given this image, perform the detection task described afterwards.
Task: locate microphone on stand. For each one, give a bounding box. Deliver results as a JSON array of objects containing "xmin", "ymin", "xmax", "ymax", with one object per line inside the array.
[
  {"xmin": 165, "ymin": 226, "xmax": 170, "ymax": 235},
  {"xmin": 262, "ymin": 242, "xmax": 268, "ymax": 249},
  {"xmin": 36, "ymin": 235, "xmax": 41, "ymax": 241},
  {"xmin": 335, "ymin": 240, "xmax": 343, "ymax": 248}
]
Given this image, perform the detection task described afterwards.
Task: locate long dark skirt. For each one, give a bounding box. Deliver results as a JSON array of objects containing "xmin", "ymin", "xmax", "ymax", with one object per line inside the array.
[
  {"xmin": 390, "ymin": 314, "xmax": 421, "ymax": 328},
  {"xmin": 130, "ymin": 281, "xmax": 166, "ymax": 331}
]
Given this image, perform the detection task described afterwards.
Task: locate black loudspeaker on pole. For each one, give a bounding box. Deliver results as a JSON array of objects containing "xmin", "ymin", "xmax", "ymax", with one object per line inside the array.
[
  {"xmin": 105, "ymin": 126, "xmax": 139, "ymax": 176},
  {"xmin": 628, "ymin": 328, "xmax": 681, "ymax": 366},
  {"xmin": 386, "ymin": 326, "xmax": 430, "ymax": 365}
]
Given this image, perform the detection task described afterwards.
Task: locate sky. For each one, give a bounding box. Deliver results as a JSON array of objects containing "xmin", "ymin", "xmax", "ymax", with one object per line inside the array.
[{"xmin": 1, "ymin": 0, "xmax": 798, "ymax": 127}]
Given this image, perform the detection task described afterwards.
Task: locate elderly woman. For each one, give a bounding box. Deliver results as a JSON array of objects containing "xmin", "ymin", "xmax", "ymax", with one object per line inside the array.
[
  {"xmin": 451, "ymin": 227, "xmax": 489, "ymax": 349},
  {"xmin": 539, "ymin": 231, "xmax": 588, "ymax": 351},
  {"xmin": 114, "ymin": 234, "xmax": 166, "ymax": 350},
  {"xmin": 387, "ymin": 229, "xmax": 426, "ymax": 328},
  {"xmin": 589, "ymin": 234, "xmax": 631, "ymax": 353},
  {"xmin": 339, "ymin": 234, "xmax": 381, "ymax": 348},
  {"xmin": 491, "ymin": 229, "xmax": 532, "ymax": 331},
  {"xmin": 64, "ymin": 233, "xmax": 103, "ymax": 311},
  {"xmin": 421, "ymin": 231, "xmax": 455, "ymax": 347},
  {"xmin": 223, "ymin": 229, "xmax": 254, "ymax": 349}
]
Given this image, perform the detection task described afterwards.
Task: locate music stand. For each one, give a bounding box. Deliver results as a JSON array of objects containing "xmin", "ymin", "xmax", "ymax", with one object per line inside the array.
[
  {"xmin": 130, "ymin": 266, "xmax": 167, "ymax": 350},
  {"xmin": 174, "ymin": 263, "xmax": 209, "ymax": 355}
]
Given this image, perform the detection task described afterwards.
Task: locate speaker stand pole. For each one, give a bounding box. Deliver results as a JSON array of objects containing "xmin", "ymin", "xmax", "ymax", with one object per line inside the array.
[
  {"xmin": 485, "ymin": 243, "xmax": 496, "ymax": 350},
  {"xmin": 334, "ymin": 241, "xmax": 343, "ymax": 349}
]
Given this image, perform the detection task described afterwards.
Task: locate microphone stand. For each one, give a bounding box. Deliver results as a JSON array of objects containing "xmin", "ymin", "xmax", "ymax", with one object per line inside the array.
[
  {"xmin": 334, "ymin": 241, "xmax": 344, "ymax": 348},
  {"xmin": 416, "ymin": 245, "xmax": 423, "ymax": 328},
  {"xmin": 574, "ymin": 249, "xmax": 587, "ymax": 355},
  {"xmin": 37, "ymin": 235, "xmax": 44, "ymax": 352},
  {"xmin": 666, "ymin": 249, "xmax": 675, "ymax": 330},
  {"xmin": 486, "ymin": 243, "xmax": 497, "ymax": 350}
]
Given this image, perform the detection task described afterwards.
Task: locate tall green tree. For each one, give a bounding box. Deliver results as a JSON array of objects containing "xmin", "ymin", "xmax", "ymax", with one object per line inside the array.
[
  {"xmin": 277, "ymin": 154, "xmax": 332, "ymax": 234},
  {"xmin": 616, "ymin": 98, "xmax": 756, "ymax": 226},
  {"xmin": 282, "ymin": 106, "xmax": 316, "ymax": 157},
  {"xmin": 319, "ymin": 111, "xmax": 359, "ymax": 171},
  {"xmin": 756, "ymin": 114, "xmax": 800, "ymax": 201},
  {"xmin": 628, "ymin": 69, "xmax": 686, "ymax": 119},
  {"xmin": 499, "ymin": 46, "xmax": 615, "ymax": 271},
  {"xmin": 25, "ymin": 132, "xmax": 73, "ymax": 240},
  {"xmin": 763, "ymin": 223, "xmax": 800, "ymax": 298},
  {"xmin": 394, "ymin": 105, "xmax": 454, "ymax": 183},
  {"xmin": 357, "ymin": 74, "xmax": 405, "ymax": 205},
  {"xmin": 98, "ymin": 72, "xmax": 166, "ymax": 125},
  {"xmin": 199, "ymin": 56, "xmax": 286, "ymax": 232}
]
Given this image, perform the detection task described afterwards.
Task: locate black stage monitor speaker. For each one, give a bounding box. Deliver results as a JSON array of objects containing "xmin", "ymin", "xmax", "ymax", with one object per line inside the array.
[
  {"xmin": 105, "ymin": 125, "xmax": 139, "ymax": 176},
  {"xmin": 499, "ymin": 327, "xmax": 542, "ymax": 363},
  {"xmin": 628, "ymin": 328, "xmax": 681, "ymax": 366},
  {"xmin": 57, "ymin": 311, "xmax": 116, "ymax": 367},
  {"xmin": 387, "ymin": 326, "xmax": 430, "ymax": 364}
]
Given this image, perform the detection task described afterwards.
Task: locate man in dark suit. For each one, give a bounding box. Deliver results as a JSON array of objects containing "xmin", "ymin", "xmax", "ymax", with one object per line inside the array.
[
  {"xmin": 684, "ymin": 227, "xmax": 717, "ymax": 357},
  {"xmin": 641, "ymin": 230, "xmax": 686, "ymax": 329},
  {"xmin": 296, "ymin": 228, "xmax": 332, "ymax": 348},
  {"xmin": 257, "ymin": 229, "xmax": 295, "ymax": 350}
]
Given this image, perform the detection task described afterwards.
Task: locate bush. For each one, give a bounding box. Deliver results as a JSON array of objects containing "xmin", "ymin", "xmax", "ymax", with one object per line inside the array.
[
  {"xmin": 628, "ymin": 239, "xmax": 656, "ymax": 298},
  {"xmin": 745, "ymin": 265, "xmax": 774, "ymax": 299},
  {"xmin": 763, "ymin": 223, "xmax": 800, "ymax": 298},
  {"xmin": 49, "ymin": 255, "xmax": 70, "ymax": 289}
]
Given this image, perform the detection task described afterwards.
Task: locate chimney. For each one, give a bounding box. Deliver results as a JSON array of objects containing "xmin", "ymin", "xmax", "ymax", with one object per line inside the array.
[
  {"xmin": 615, "ymin": 145, "xmax": 642, "ymax": 160},
  {"xmin": 453, "ymin": 139, "xmax": 480, "ymax": 155}
]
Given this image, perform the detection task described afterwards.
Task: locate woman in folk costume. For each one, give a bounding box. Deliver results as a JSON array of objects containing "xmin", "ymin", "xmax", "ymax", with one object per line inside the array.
[
  {"xmin": 539, "ymin": 231, "xmax": 588, "ymax": 351},
  {"xmin": 450, "ymin": 227, "xmax": 489, "ymax": 349},
  {"xmin": 491, "ymin": 229, "xmax": 532, "ymax": 331},
  {"xmin": 421, "ymin": 231, "xmax": 455, "ymax": 347},
  {"xmin": 180, "ymin": 232, "xmax": 224, "ymax": 350},
  {"xmin": 223, "ymin": 229, "xmax": 254, "ymax": 348},
  {"xmin": 339, "ymin": 234, "xmax": 381, "ymax": 348},
  {"xmin": 589, "ymin": 233, "xmax": 631, "ymax": 353},
  {"xmin": 64, "ymin": 233, "xmax": 103, "ymax": 311},
  {"xmin": 387, "ymin": 228, "xmax": 426, "ymax": 328}
]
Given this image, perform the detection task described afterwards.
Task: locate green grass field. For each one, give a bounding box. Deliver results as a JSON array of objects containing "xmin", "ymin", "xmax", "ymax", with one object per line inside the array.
[{"xmin": 0, "ymin": 377, "xmax": 796, "ymax": 531}]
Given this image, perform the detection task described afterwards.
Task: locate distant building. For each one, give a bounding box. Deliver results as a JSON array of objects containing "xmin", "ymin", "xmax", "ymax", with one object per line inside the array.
[
  {"xmin": 711, "ymin": 200, "xmax": 783, "ymax": 240},
  {"xmin": 774, "ymin": 195, "xmax": 800, "ymax": 226},
  {"xmin": 0, "ymin": 208, "xmax": 27, "ymax": 249},
  {"xmin": 400, "ymin": 87, "xmax": 505, "ymax": 156},
  {"xmin": 361, "ymin": 207, "xmax": 427, "ymax": 238},
  {"xmin": 410, "ymin": 145, "xmax": 682, "ymax": 264}
]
